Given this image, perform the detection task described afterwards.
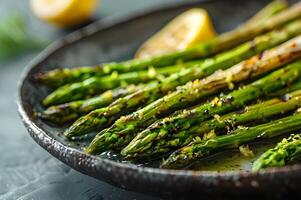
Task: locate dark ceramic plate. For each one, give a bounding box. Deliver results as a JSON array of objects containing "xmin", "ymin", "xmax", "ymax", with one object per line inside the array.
[{"xmin": 18, "ymin": 0, "xmax": 301, "ymax": 199}]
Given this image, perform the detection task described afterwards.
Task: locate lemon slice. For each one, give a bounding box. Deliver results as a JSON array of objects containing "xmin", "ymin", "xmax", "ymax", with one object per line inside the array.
[
  {"xmin": 135, "ymin": 8, "xmax": 217, "ymax": 59},
  {"xmin": 30, "ymin": 0, "xmax": 99, "ymax": 27}
]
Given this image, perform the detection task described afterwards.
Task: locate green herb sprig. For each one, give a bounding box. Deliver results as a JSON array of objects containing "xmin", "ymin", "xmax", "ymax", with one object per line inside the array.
[{"xmin": 0, "ymin": 14, "xmax": 44, "ymax": 59}]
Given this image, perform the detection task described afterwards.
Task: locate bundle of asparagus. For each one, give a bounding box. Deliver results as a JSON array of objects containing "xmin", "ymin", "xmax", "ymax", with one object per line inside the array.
[
  {"xmin": 35, "ymin": 1, "xmax": 301, "ymax": 171},
  {"xmin": 122, "ymin": 88, "xmax": 301, "ymax": 158},
  {"xmin": 161, "ymin": 113, "xmax": 301, "ymax": 169},
  {"xmin": 65, "ymin": 22, "xmax": 301, "ymax": 138},
  {"xmin": 39, "ymin": 84, "xmax": 144, "ymax": 124},
  {"xmin": 87, "ymin": 59, "xmax": 301, "ymax": 154}
]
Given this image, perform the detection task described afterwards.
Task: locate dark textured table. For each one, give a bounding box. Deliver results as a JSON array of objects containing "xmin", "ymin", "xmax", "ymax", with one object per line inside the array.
[{"xmin": 0, "ymin": 1, "xmax": 185, "ymax": 199}]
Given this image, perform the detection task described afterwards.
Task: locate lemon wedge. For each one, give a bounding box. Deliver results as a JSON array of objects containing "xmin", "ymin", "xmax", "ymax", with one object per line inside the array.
[
  {"xmin": 30, "ymin": 0, "xmax": 99, "ymax": 27},
  {"xmin": 135, "ymin": 8, "xmax": 217, "ymax": 59}
]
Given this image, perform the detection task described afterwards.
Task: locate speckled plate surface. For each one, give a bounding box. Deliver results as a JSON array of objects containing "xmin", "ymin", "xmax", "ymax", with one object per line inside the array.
[{"xmin": 18, "ymin": 0, "xmax": 301, "ymax": 198}]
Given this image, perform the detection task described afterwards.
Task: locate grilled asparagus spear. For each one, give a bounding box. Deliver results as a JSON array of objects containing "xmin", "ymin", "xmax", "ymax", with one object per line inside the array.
[
  {"xmin": 65, "ymin": 21, "xmax": 301, "ymax": 138},
  {"xmin": 85, "ymin": 37, "xmax": 301, "ymax": 154},
  {"xmin": 39, "ymin": 84, "xmax": 143, "ymax": 124},
  {"xmin": 122, "ymin": 88, "xmax": 301, "ymax": 157},
  {"xmin": 253, "ymin": 134, "xmax": 301, "ymax": 171},
  {"xmin": 35, "ymin": 1, "xmax": 301, "ymax": 88},
  {"xmin": 42, "ymin": 64, "xmax": 183, "ymax": 106},
  {"xmin": 244, "ymin": 0, "xmax": 287, "ymax": 26},
  {"xmin": 161, "ymin": 113, "xmax": 301, "ymax": 169}
]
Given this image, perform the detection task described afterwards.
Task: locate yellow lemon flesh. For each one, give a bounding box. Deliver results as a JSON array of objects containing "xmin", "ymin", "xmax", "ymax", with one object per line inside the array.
[
  {"xmin": 135, "ymin": 8, "xmax": 217, "ymax": 59},
  {"xmin": 30, "ymin": 0, "xmax": 99, "ymax": 27}
]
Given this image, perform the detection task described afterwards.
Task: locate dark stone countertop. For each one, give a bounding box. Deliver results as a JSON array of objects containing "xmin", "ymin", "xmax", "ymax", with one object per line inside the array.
[{"xmin": 0, "ymin": 0, "xmax": 185, "ymax": 199}]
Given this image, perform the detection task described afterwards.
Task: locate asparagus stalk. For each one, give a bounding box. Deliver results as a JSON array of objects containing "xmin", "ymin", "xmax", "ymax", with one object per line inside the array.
[
  {"xmin": 39, "ymin": 84, "xmax": 143, "ymax": 124},
  {"xmin": 252, "ymin": 134, "xmax": 301, "ymax": 171},
  {"xmin": 122, "ymin": 88, "xmax": 301, "ymax": 157},
  {"xmin": 34, "ymin": 66, "xmax": 104, "ymax": 88},
  {"xmin": 161, "ymin": 113, "xmax": 301, "ymax": 169},
  {"xmin": 85, "ymin": 37, "xmax": 301, "ymax": 154},
  {"xmin": 65, "ymin": 21, "xmax": 301, "ymax": 138},
  {"xmin": 35, "ymin": 2, "xmax": 301, "ymax": 88},
  {"xmin": 244, "ymin": 0, "xmax": 288, "ymax": 26},
  {"xmin": 42, "ymin": 64, "xmax": 183, "ymax": 106}
]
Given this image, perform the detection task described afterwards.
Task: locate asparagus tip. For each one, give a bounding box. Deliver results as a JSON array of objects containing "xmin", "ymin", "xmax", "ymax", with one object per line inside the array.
[{"xmin": 84, "ymin": 147, "xmax": 93, "ymax": 154}]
